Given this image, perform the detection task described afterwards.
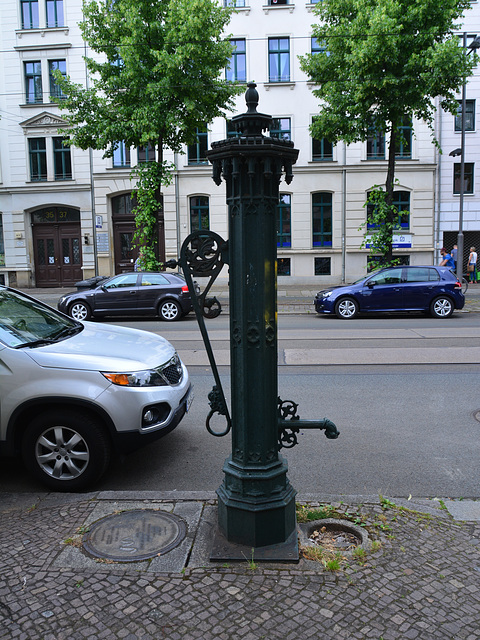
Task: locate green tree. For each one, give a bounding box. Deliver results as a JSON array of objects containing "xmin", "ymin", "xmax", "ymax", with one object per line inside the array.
[
  {"xmin": 300, "ymin": 0, "xmax": 476, "ymax": 266},
  {"xmin": 55, "ymin": 0, "xmax": 241, "ymax": 270}
]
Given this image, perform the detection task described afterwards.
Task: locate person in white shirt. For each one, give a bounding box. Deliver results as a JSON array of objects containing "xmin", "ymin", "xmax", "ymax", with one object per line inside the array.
[{"xmin": 468, "ymin": 246, "xmax": 477, "ymax": 284}]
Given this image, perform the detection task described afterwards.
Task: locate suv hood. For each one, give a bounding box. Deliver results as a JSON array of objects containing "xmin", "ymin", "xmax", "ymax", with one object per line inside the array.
[{"xmin": 25, "ymin": 321, "xmax": 176, "ymax": 371}]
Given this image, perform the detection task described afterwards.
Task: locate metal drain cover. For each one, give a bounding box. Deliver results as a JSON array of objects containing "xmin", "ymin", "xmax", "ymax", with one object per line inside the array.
[
  {"xmin": 83, "ymin": 510, "xmax": 187, "ymax": 562},
  {"xmin": 474, "ymin": 410, "xmax": 480, "ymax": 423}
]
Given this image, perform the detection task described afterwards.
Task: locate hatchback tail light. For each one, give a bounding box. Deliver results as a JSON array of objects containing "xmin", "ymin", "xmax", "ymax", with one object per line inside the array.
[
  {"xmin": 181, "ymin": 285, "xmax": 189, "ymax": 293},
  {"xmin": 454, "ymin": 280, "xmax": 462, "ymax": 290}
]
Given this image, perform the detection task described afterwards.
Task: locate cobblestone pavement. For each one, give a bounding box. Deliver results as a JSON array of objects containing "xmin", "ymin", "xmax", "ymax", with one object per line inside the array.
[{"xmin": 1, "ymin": 491, "xmax": 480, "ymax": 640}]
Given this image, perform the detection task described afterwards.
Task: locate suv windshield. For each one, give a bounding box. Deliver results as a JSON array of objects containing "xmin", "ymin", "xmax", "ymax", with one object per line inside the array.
[{"xmin": 0, "ymin": 288, "xmax": 82, "ymax": 348}]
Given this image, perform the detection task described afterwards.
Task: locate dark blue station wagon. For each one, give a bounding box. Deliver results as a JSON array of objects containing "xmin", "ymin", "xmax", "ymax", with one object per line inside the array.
[{"xmin": 314, "ymin": 266, "xmax": 465, "ymax": 319}]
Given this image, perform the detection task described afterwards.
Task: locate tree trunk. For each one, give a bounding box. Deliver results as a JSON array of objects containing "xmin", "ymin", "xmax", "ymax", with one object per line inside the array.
[
  {"xmin": 157, "ymin": 137, "xmax": 166, "ymax": 265},
  {"xmin": 384, "ymin": 124, "xmax": 397, "ymax": 264}
]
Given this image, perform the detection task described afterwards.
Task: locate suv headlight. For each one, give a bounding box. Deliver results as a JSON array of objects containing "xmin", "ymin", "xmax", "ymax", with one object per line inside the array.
[{"xmin": 102, "ymin": 355, "xmax": 183, "ymax": 387}]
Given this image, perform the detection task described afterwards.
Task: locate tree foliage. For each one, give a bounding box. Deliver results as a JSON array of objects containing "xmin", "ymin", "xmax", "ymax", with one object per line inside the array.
[
  {"xmin": 300, "ymin": 0, "xmax": 476, "ymax": 266},
  {"xmin": 55, "ymin": 0, "xmax": 242, "ymax": 270}
]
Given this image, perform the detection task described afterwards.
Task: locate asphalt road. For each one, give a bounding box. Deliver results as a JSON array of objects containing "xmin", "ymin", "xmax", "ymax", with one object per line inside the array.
[{"xmin": 2, "ymin": 313, "xmax": 479, "ymax": 496}]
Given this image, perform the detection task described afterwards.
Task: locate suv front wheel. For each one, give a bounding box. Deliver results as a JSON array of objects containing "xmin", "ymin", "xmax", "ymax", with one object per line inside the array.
[{"xmin": 22, "ymin": 409, "xmax": 111, "ymax": 491}]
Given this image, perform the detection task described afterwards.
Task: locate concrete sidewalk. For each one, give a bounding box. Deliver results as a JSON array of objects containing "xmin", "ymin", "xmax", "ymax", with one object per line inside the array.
[{"xmin": 1, "ymin": 490, "xmax": 479, "ymax": 639}]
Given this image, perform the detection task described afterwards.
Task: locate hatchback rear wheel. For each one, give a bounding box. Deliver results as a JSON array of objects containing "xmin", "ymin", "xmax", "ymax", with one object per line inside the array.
[
  {"xmin": 430, "ymin": 296, "xmax": 454, "ymax": 318},
  {"xmin": 159, "ymin": 300, "xmax": 181, "ymax": 321}
]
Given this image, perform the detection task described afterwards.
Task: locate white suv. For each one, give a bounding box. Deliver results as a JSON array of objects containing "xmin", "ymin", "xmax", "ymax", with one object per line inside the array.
[{"xmin": 0, "ymin": 286, "xmax": 192, "ymax": 491}]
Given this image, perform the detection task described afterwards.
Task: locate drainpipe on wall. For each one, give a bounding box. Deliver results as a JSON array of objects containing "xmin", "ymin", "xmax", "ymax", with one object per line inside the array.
[
  {"xmin": 174, "ymin": 152, "xmax": 181, "ymax": 272},
  {"xmin": 434, "ymin": 97, "xmax": 442, "ymax": 267},
  {"xmin": 341, "ymin": 142, "xmax": 347, "ymax": 283},
  {"xmin": 84, "ymin": 34, "xmax": 98, "ymax": 275}
]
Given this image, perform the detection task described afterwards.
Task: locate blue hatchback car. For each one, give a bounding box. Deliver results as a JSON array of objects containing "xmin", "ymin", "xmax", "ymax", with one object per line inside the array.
[{"xmin": 314, "ymin": 266, "xmax": 465, "ymax": 319}]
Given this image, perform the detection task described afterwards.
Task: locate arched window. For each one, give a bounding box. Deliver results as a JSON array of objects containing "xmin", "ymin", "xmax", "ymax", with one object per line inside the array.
[
  {"xmin": 190, "ymin": 196, "xmax": 209, "ymax": 231},
  {"xmin": 367, "ymin": 191, "xmax": 410, "ymax": 230}
]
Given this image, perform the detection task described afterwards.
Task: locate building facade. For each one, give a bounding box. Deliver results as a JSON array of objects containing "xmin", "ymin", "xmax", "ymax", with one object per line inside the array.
[{"xmin": 0, "ymin": 0, "xmax": 478, "ymax": 288}]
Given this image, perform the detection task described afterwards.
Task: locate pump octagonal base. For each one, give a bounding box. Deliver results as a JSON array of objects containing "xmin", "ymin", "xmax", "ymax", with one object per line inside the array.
[{"xmin": 210, "ymin": 520, "xmax": 299, "ymax": 563}]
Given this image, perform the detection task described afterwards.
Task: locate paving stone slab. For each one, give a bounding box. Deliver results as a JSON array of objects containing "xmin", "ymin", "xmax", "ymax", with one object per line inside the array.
[{"xmin": 444, "ymin": 499, "xmax": 480, "ymax": 521}]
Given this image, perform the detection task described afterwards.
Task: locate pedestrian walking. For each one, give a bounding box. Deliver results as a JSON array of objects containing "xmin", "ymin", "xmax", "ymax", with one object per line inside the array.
[
  {"xmin": 451, "ymin": 244, "xmax": 458, "ymax": 270},
  {"xmin": 467, "ymin": 246, "xmax": 477, "ymax": 284}
]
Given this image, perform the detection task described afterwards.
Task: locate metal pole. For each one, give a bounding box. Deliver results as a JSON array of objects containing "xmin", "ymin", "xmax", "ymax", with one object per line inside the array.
[{"xmin": 456, "ymin": 32, "xmax": 467, "ymax": 282}]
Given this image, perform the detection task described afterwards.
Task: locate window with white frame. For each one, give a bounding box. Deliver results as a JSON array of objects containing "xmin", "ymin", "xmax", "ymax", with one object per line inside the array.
[
  {"xmin": 25, "ymin": 61, "xmax": 43, "ymax": 104},
  {"xmin": 268, "ymin": 38, "xmax": 290, "ymax": 83},
  {"xmin": 455, "ymin": 100, "xmax": 475, "ymax": 132},
  {"xmin": 312, "ymin": 193, "xmax": 332, "ymax": 247},
  {"xmin": 190, "ymin": 196, "xmax": 210, "ymax": 231},
  {"xmin": 226, "ymin": 39, "xmax": 246, "ymax": 83},
  {"xmin": 28, "ymin": 137, "xmax": 72, "ymax": 181},
  {"xmin": 454, "ymin": 163, "xmax": 474, "ymax": 194},
  {"xmin": 113, "ymin": 141, "xmax": 131, "ymax": 168},
  {"xmin": 20, "ymin": 0, "xmax": 39, "ymax": 29},
  {"xmin": 277, "ymin": 194, "xmax": 291, "ymax": 247},
  {"xmin": 270, "ymin": 117, "xmax": 291, "ymax": 140},
  {"xmin": 49, "ymin": 59, "xmax": 66, "ymax": 99},
  {"xmin": 46, "ymin": 0, "xmax": 64, "ymax": 27},
  {"xmin": 188, "ymin": 128, "xmax": 208, "ymax": 165}
]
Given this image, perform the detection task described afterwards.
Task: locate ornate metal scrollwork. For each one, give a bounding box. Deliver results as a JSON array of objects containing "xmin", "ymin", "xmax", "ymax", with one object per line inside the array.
[
  {"xmin": 277, "ymin": 398, "xmax": 301, "ymax": 449},
  {"xmin": 180, "ymin": 230, "xmax": 228, "ymax": 319},
  {"xmin": 166, "ymin": 230, "xmax": 232, "ymax": 438},
  {"xmin": 277, "ymin": 397, "xmax": 340, "ymax": 450}
]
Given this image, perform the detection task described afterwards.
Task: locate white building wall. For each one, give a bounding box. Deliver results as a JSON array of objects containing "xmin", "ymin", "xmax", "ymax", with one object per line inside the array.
[
  {"xmin": 438, "ymin": 2, "xmax": 480, "ymax": 270},
  {"xmin": 0, "ymin": 0, "xmax": 474, "ymax": 287}
]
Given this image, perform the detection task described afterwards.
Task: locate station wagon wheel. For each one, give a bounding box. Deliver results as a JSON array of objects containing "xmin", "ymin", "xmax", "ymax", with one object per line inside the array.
[
  {"xmin": 159, "ymin": 300, "xmax": 181, "ymax": 321},
  {"xmin": 22, "ymin": 409, "xmax": 111, "ymax": 491},
  {"xmin": 430, "ymin": 296, "xmax": 454, "ymax": 318},
  {"xmin": 69, "ymin": 301, "xmax": 91, "ymax": 321},
  {"xmin": 335, "ymin": 297, "xmax": 359, "ymax": 319}
]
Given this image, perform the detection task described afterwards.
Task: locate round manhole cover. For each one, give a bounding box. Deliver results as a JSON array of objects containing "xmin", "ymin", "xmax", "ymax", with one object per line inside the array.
[{"xmin": 83, "ymin": 510, "xmax": 187, "ymax": 562}]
